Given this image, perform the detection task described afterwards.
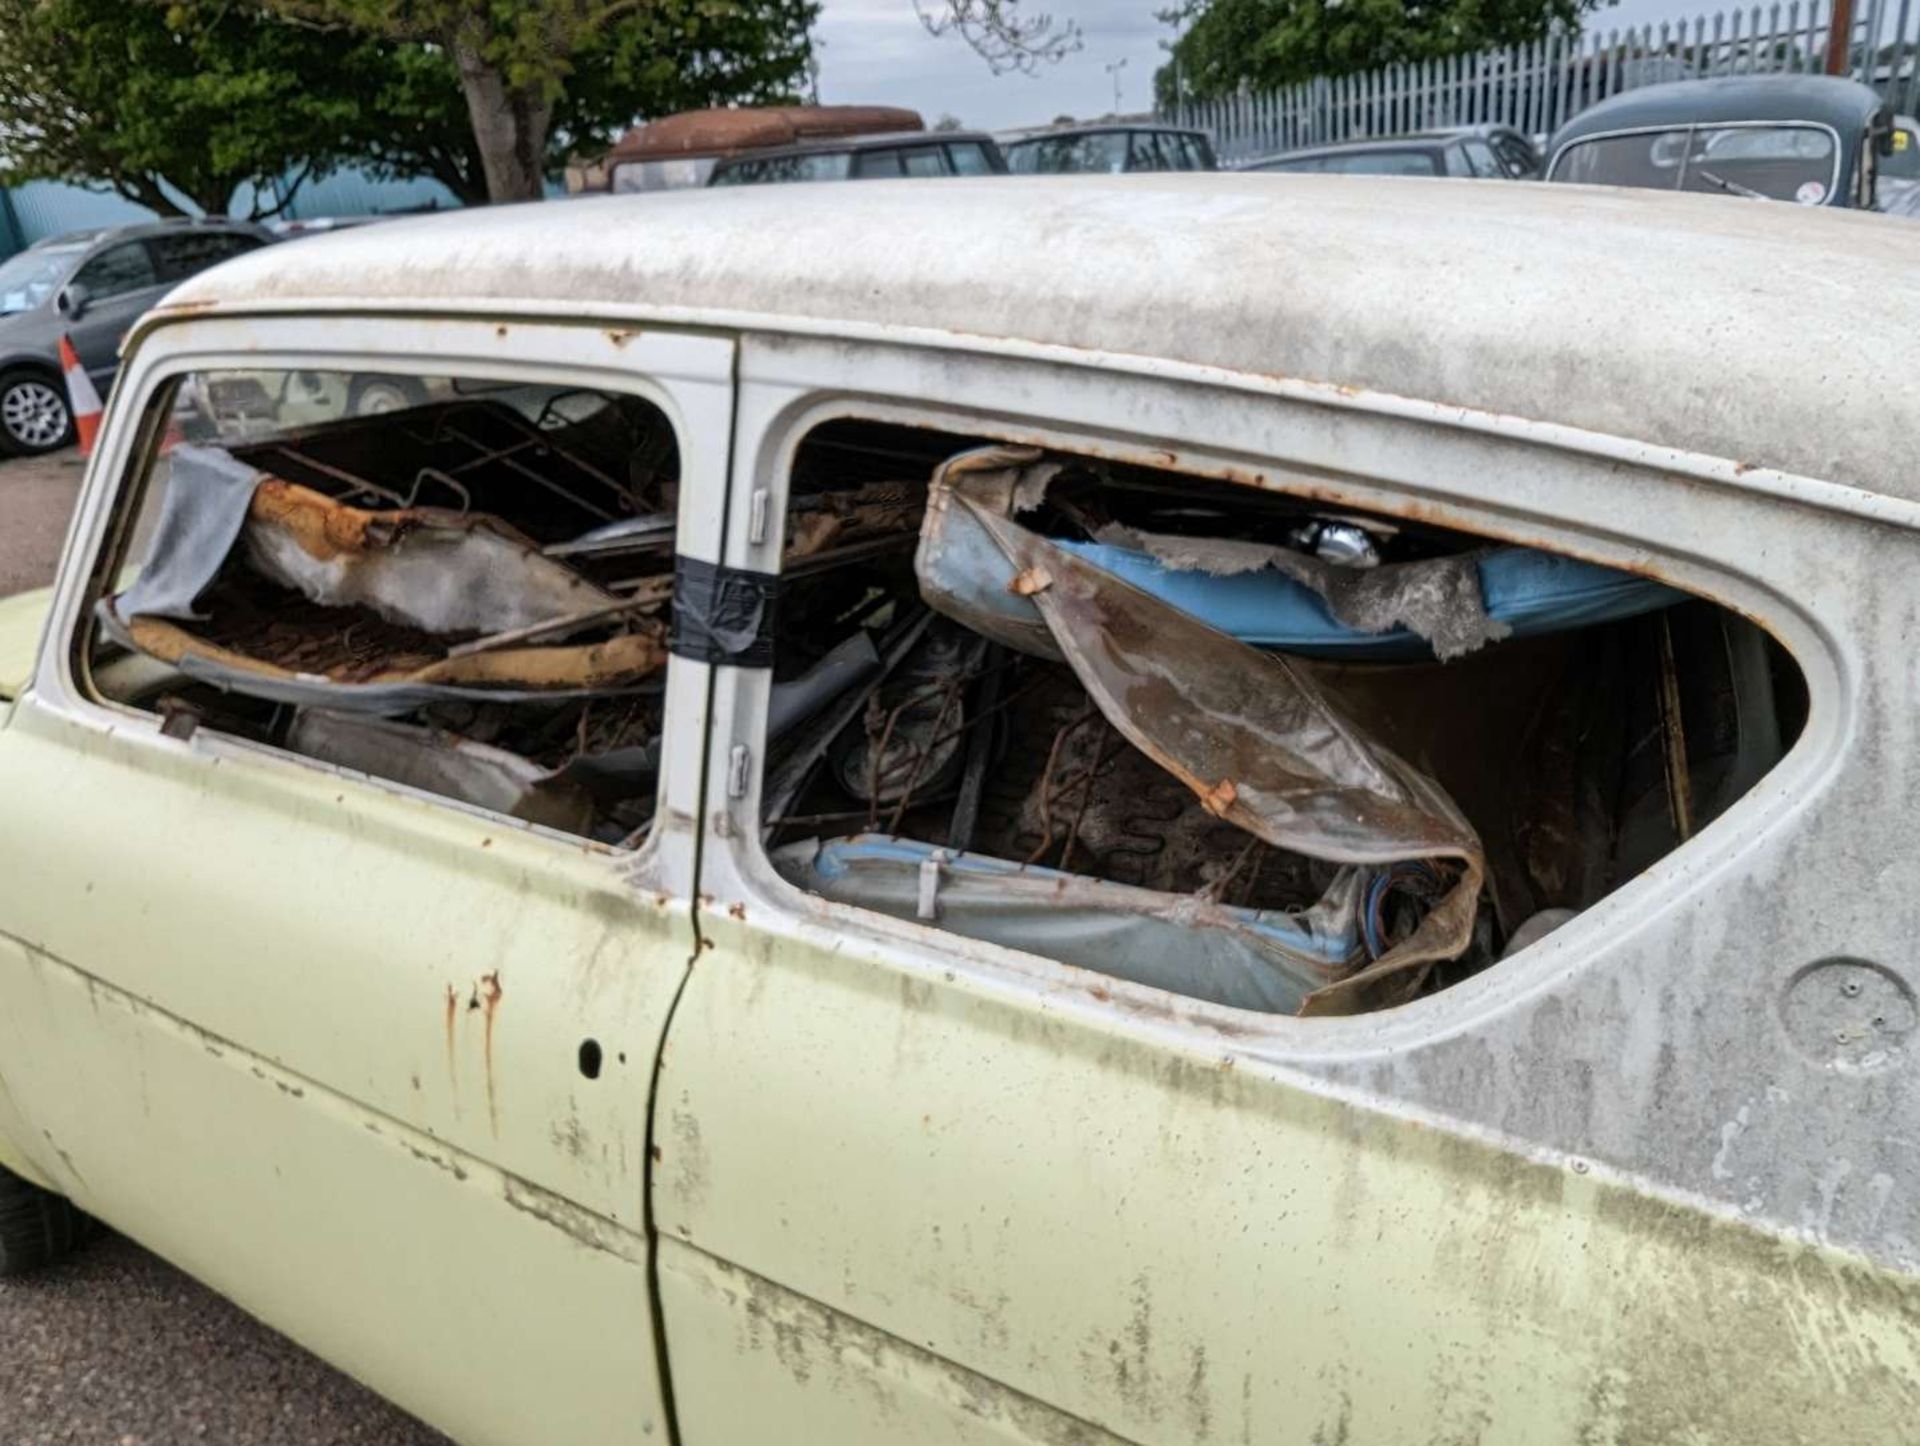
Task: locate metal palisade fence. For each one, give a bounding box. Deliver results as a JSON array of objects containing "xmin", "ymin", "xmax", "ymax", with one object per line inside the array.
[{"xmin": 1168, "ymin": 0, "xmax": 1920, "ymax": 163}]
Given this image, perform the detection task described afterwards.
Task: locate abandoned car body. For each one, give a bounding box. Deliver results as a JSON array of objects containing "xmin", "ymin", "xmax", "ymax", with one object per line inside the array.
[{"xmin": 0, "ymin": 176, "xmax": 1915, "ymax": 1443}]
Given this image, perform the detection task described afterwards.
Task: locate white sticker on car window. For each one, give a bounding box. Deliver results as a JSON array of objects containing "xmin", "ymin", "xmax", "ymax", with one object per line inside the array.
[{"xmin": 1796, "ymin": 180, "xmax": 1828, "ymax": 205}]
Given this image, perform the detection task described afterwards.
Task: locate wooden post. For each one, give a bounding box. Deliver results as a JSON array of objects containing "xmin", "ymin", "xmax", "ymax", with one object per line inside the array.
[{"xmin": 1827, "ymin": 0, "xmax": 1856, "ymax": 71}]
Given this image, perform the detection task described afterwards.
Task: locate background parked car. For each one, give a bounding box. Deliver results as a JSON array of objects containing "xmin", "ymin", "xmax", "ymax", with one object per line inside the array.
[
  {"xmin": 1885, "ymin": 114, "xmax": 1920, "ymax": 183},
  {"xmin": 1001, "ymin": 123, "xmax": 1216, "ymax": 174},
  {"xmin": 1545, "ymin": 75, "xmax": 1894, "ymax": 208},
  {"xmin": 266, "ymin": 216, "xmax": 391, "ymax": 240},
  {"xmin": 708, "ymin": 131, "xmax": 1006, "ymax": 185},
  {"xmin": 590, "ymin": 105, "xmax": 925, "ymax": 193},
  {"xmin": 1243, "ymin": 129, "xmax": 1523, "ymax": 178},
  {"xmin": 0, "ymin": 218, "xmax": 269, "ymax": 456},
  {"xmin": 1880, "ymin": 176, "xmax": 1920, "ymax": 217},
  {"xmin": 1434, "ymin": 124, "xmax": 1542, "ymax": 177},
  {"xmin": 1877, "ymin": 114, "xmax": 1920, "ymax": 211}
]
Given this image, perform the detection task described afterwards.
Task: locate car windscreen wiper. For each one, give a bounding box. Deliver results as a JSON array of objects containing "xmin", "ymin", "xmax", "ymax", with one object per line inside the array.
[{"xmin": 1694, "ymin": 168, "xmax": 1772, "ymax": 201}]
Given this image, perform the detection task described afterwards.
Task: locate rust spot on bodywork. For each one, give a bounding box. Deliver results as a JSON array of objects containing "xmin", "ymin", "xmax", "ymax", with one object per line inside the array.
[
  {"xmin": 443, "ymin": 982, "xmax": 459, "ymax": 1096},
  {"xmin": 501, "ymin": 1176, "xmax": 641, "ymax": 1261},
  {"xmin": 481, "ymin": 971, "xmax": 503, "ymax": 1135},
  {"xmin": 606, "ymin": 328, "xmax": 641, "ymax": 348},
  {"xmin": 404, "ymin": 1141, "xmax": 469, "ymax": 1182}
]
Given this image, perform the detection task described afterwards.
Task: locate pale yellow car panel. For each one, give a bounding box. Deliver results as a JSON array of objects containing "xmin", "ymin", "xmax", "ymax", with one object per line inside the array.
[
  {"xmin": 0, "ymin": 934, "xmax": 659, "ymax": 1445},
  {"xmin": 659, "ymin": 908, "xmax": 1920, "ymax": 1444},
  {"xmin": 1, "ymin": 178, "xmax": 1918, "ymax": 1444},
  {"xmin": 0, "ymin": 689, "xmax": 685, "ymax": 1442}
]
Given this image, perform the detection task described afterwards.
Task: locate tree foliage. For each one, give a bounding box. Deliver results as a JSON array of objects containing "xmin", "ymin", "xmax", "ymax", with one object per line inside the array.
[
  {"xmin": 258, "ymin": 0, "xmax": 823, "ymax": 201},
  {"xmin": 341, "ymin": 0, "xmax": 820, "ymax": 205},
  {"xmin": 260, "ymin": 0, "xmax": 1067, "ymax": 202},
  {"xmin": 1156, "ymin": 0, "xmax": 1603, "ymax": 105},
  {"xmin": 0, "ymin": 0, "xmax": 375, "ymax": 216}
]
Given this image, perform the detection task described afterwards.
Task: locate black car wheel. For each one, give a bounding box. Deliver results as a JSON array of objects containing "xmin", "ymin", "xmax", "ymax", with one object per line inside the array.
[
  {"xmin": 0, "ymin": 1162, "xmax": 83, "ymax": 1276},
  {"xmin": 0, "ymin": 368, "xmax": 75, "ymax": 457}
]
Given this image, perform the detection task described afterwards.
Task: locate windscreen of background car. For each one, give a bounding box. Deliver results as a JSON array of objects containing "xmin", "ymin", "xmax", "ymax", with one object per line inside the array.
[
  {"xmin": 612, "ymin": 156, "xmax": 717, "ymax": 190},
  {"xmin": 1127, "ymin": 131, "xmax": 1187, "ymax": 171},
  {"xmin": 1458, "ymin": 140, "xmax": 1505, "ymax": 177},
  {"xmin": 0, "ymin": 245, "xmax": 84, "ymax": 315},
  {"xmin": 1553, "ymin": 124, "xmax": 1838, "ymax": 202},
  {"xmin": 947, "ymin": 142, "xmax": 997, "ymax": 175},
  {"xmin": 713, "ymin": 151, "xmax": 855, "ymax": 185},
  {"xmin": 1489, "ymin": 132, "xmax": 1541, "ymax": 177},
  {"xmin": 1006, "ymin": 133, "xmax": 1129, "ymax": 174},
  {"xmin": 84, "ymin": 369, "xmax": 686, "ymax": 849},
  {"xmin": 1321, "ymin": 150, "xmax": 1444, "ymax": 176}
]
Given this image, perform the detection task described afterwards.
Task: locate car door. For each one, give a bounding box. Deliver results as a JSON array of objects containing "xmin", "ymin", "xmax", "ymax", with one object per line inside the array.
[
  {"xmin": 0, "ymin": 313, "xmax": 734, "ymax": 1445},
  {"xmin": 652, "ymin": 332, "xmax": 1920, "ymax": 1443},
  {"xmin": 63, "ymin": 239, "xmax": 170, "ymax": 390}
]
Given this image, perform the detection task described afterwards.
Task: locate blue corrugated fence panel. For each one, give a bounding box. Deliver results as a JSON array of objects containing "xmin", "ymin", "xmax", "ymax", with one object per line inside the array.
[
  {"xmin": 9, "ymin": 181, "xmax": 158, "ymax": 246},
  {"xmin": 1, "ymin": 164, "xmax": 472, "ymax": 259}
]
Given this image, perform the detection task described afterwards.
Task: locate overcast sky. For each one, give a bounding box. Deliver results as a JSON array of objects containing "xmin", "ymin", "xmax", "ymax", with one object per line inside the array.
[
  {"xmin": 811, "ymin": 0, "xmax": 1728, "ymax": 131},
  {"xmin": 811, "ymin": 0, "xmax": 1177, "ymax": 129}
]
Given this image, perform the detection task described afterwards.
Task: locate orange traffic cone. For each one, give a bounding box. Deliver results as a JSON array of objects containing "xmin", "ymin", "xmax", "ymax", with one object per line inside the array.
[{"xmin": 58, "ymin": 335, "xmax": 103, "ymax": 456}]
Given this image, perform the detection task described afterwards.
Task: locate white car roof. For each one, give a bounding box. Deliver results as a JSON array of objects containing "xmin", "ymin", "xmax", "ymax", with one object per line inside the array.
[{"xmin": 155, "ymin": 174, "xmax": 1920, "ymax": 496}]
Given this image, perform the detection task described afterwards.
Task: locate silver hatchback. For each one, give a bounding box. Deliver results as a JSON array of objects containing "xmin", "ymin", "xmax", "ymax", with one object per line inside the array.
[{"xmin": 0, "ymin": 219, "xmax": 268, "ymax": 456}]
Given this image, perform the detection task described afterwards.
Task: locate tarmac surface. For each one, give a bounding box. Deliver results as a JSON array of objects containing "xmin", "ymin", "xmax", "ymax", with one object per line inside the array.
[{"xmin": 0, "ymin": 447, "xmax": 449, "ymax": 1445}]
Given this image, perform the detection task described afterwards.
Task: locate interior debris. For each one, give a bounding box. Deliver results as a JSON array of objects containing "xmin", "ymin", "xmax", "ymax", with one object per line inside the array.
[
  {"xmin": 95, "ymin": 378, "xmax": 698, "ymax": 841},
  {"xmin": 762, "ymin": 420, "xmax": 1804, "ymax": 1016},
  {"xmin": 89, "ymin": 384, "xmax": 1805, "ymax": 1015}
]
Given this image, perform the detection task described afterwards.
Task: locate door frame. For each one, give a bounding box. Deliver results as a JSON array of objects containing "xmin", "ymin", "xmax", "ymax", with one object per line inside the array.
[{"xmin": 0, "ymin": 308, "xmax": 738, "ymax": 1444}]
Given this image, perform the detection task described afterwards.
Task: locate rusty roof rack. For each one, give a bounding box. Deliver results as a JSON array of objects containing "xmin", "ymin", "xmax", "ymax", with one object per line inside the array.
[{"xmin": 605, "ymin": 105, "xmax": 924, "ymax": 165}]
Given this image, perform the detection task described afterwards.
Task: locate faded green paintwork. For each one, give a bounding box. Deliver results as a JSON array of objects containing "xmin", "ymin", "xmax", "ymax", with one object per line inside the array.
[
  {"xmin": 0, "ymin": 266, "xmax": 1914, "ymax": 1444},
  {"xmin": 0, "ymin": 936, "xmax": 659, "ymax": 1443},
  {"xmin": 0, "ymin": 585, "xmax": 50, "ymax": 699},
  {"xmin": 655, "ymin": 910, "xmax": 1920, "ymax": 1444},
  {"xmin": 0, "ymin": 683, "xmax": 688, "ymax": 1443},
  {"xmin": 0, "ymin": 310, "xmax": 743, "ymax": 1445}
]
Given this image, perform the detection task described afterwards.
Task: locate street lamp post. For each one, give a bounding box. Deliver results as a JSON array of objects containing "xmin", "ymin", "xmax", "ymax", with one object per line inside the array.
[{"xmin": 1106, "ymin": 58, "xmax": 1128, "ymax": 116}]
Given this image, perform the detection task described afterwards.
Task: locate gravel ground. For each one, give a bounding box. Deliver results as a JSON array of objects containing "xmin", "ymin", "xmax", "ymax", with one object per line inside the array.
[
  {"xmin": 0, "ymin": 1235, "xmax": 449, "ymax": 1445},
  {"xmin": 0, "ymin": 448, "xmax": 88, "ymax": 596},
  {"xmin": 0, "ymin": 447, "xmax": 449, "ymax": 1446}
]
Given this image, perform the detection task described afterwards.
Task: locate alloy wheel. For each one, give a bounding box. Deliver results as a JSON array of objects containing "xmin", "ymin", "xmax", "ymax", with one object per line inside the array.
[{"xmin": 2, "ymin": 379, "xmax": 71, "ymax": 451}]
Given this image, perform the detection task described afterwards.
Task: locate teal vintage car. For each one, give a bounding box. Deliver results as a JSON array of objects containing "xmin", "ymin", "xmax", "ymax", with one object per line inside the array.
[{"xmin": 1547, "ymin": 73, "xmax": 1896, "ymax": 207}]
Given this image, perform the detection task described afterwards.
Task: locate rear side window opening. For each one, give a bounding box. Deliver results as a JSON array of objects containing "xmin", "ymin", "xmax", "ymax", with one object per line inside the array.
[
  {"xmin": 81, "ymin": 368, "xmax": 693, "ymax": 849},
  {"xmin": 754, "ymin": 418, "xmax": 1807, "ymax": 1018}
]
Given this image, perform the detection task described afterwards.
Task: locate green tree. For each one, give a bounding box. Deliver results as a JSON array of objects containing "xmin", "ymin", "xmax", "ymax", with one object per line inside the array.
[
  {"xmin": 0, "ymin": 0, "xmax": 375, "ymax": 216},
  {"xmin": 260, "ymin": 0, "xmax": 1071, "ymax": 203},
  {"xmin": 343, "ymin": 0, "xmax": 820, "ymax": 205},
  {"xmin": 1157, "ymin": 0, "xmax": 1603, "ymax": 105}
]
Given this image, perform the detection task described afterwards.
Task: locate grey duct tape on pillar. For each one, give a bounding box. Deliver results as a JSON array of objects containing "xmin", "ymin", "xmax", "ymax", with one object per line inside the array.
[{"xmin": 670, "ymin": 557, "xmax": 779, "ymax": 667}]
